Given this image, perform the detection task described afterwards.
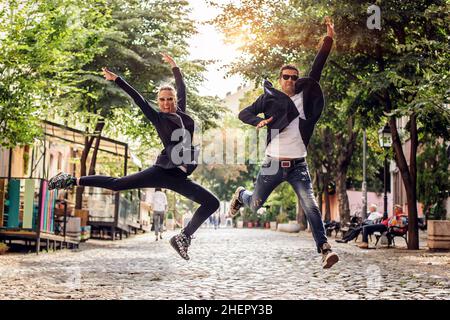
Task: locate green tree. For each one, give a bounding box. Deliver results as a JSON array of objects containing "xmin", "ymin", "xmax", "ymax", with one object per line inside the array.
[
  {"xmin": 213, "ymin": 0, "xmax": 365, "ymax": 224},
  {"xmin": 59, "ymin": 0, "xmax": 223, "ymax": 209},
  {"xmin": 191, "ymin": 113, "xmax": 260, "ymax": 202},
  {"xmin": 331, "ymin": 1, "xmax": 450, "ymax": 249},
  {"xmin": 265, "ymin": 183, "xmax": 297, "ymax": 222},
  {"xmin": 213, "ymin": 0, "xmax": 450, "ymax": 249},
  {"xmin": 0, "ymin": 0, "xmax": 109, "ymax": 148}
]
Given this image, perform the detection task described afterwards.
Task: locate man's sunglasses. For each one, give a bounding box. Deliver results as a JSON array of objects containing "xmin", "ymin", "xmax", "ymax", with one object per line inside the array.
[
  {"xmin": 159, "ymin": 97, "xmax": 174, "ymax": 102},
  {"xmin": 281, "ymin": 74, "xmax": 299, "ymax": 81}
]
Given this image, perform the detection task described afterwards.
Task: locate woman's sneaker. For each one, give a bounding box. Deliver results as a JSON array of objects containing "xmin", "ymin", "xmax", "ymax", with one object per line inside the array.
[
  {"xmin": 228, "ymin": 186, "xmax": 245, "ymax": 218},
  {"xmin": 170, "ymin": 230, "xmax": 192, "ymax": 260},
  {"xmin": 48, "ymin": 172, "xmax": 76, "ymax": 190}
]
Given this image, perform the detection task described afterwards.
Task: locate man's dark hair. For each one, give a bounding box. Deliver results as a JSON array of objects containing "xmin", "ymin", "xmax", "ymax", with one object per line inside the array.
[
  {"xmin": 155, "ymin": 188, "xmax": 162, "ymax": 191},
  {"xmin": 279, "ymin": 64, "xmax": 299, "ymax": 78}
]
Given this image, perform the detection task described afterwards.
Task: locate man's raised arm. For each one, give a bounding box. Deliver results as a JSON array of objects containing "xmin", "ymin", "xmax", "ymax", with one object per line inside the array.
[{"xmin": 308, "ymin": 17, "xmax": 335, "ymax": 82}]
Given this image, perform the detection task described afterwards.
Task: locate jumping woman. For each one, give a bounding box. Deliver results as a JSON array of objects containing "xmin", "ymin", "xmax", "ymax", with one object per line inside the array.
[{"xmin": 48, "ymin": 54, "xmax": 220, "ymax": 261}]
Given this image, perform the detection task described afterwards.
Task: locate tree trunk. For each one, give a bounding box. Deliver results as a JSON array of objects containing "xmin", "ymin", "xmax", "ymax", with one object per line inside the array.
[
  {"xmin": 88, "ymin": 122, "xmax": 105, "ymax": 176},
  {"xmin": 321, "ymin": 128, "xmax": 335, "ymax": 222},
  {"xmin": 75, "ymin": 121, "xmax": 103, "ymax": 210},
  {"xmin": 23, "ymin": 145, "xmax": 30, "ymax": 175},
  {"xmin": 336, "ymin": 173, "xmax": 350, "ymax": 224},
  {"xmin": 323, "ymin": 174, "xmax": 331, "ymax": 222},
  {"xmin": 324, "ymin": 190, "xmax": 331, "ymax": 222},
  {"xmin": 408, "ymin": 113, "xmax": 419, "ymax": 248},
  {"xmin": 335, "ymin": 117, "xmax": 358, "ymax": 224},
  {"xmin": 75, "ymin": 137, "xmax": 89, "ymax": 210},
  {"xmin": 316, "ymin": 169, "xmax": 324, "ymax": 220},
  {"xmin": 388, "ymin": 112, "xmax": 419, "ymax": 249},
  {"xmin": 375, "ymin": 38, "xmax": 419, "ymax": 249}
]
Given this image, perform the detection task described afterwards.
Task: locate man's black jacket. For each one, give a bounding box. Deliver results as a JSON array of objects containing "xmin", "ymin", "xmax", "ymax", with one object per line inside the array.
[
  {"xmin": 115, "ymin": 67, "xmax": 198, "ymax": 175},
  {"xmin": 238, "ymin": 36, "xmax": 333, "ymax": 148}
]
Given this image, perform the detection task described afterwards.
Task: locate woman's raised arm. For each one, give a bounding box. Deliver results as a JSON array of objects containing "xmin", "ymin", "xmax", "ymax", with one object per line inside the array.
[
  {"xmin": 102, "ymin": 67, "xmax": 159, "ymax": 123},
  {"xmin": 161, "ymin": 54, "xmax": 186, "ymax": 112}
]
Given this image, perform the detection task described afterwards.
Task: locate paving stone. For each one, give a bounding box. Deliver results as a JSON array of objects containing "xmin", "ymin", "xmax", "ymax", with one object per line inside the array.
[{"xmin": 0, "ymin": 228, "xmax": 449, "ymax": 299}]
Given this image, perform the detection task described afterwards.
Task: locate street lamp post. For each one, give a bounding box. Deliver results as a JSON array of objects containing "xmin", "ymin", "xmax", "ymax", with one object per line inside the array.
[
  {"xmin": 361, "ymin": 129, "xmax": 367, "ymax": 220},
  {"xmin": 378, "ymin": 123, "xmax": 392, "ymax": 220},
  {"xmin": 321, "ymin": 165, "xmax": 329, "ymax": 222}
]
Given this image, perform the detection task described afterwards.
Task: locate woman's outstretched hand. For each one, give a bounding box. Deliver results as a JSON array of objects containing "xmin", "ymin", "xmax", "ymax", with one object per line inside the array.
[
  {"xmin": 102, "ymin": 67, "xmax": 118, "ymax": 81},
  {"xmin": 161, "ymin": 53, "xmax": 178, "ymax": 68},
  {"xmin": 325, "ymin": 16, "xmax": 335, "ymax": 38}
]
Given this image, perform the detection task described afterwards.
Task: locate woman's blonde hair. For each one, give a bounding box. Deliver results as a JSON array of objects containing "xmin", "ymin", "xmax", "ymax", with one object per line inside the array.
[{"xmin": 158, "ymin": 85, "xmax": 176, "ymax": 97}]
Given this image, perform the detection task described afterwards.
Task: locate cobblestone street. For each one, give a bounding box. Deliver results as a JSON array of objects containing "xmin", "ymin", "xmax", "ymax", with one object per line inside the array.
[{"xmin": 0, "ymin": 228, "xmax": 449, "ymax": 300}]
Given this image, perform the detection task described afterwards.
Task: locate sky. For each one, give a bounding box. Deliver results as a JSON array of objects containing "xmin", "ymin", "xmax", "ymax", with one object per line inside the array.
[{"xmin": 187, "ymin": 0, "xmax": 246, "ymax": 99}]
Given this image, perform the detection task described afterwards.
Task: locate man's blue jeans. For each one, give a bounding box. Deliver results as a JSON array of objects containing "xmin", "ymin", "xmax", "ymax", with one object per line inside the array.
[{"xmin": 240, "ymin": 157, "xmax": 328, "ymax": 253}]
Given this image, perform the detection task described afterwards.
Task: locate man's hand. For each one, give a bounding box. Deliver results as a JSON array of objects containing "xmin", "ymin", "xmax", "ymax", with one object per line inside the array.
[
  {"xmin": 102, "ymin": 67, "xmax": 118, "ymax": 81},
  {"xmin": 256, "ymin": 116, "xmax": 273, "ymax": 129},
  {"xmin": 325, "ymin": 16, "xmax": 334, "ymax": 38},
  {"xmin": 161, "ymin": 53, "xmax": 178, "ymax": 68}
]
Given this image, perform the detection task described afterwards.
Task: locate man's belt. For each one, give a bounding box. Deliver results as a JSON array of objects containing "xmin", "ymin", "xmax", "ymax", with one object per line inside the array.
[{"xmin": 278, "ymin": 158, "xmax": 305, "ymax": 168}]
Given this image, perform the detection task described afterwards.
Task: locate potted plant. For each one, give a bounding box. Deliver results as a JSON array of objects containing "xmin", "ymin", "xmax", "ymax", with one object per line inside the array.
[
  {"xmin": 241, "ymin": 208, "xmax": 251, "ymax": 228},
  {"xmin": 270, "ymin": 221, "xmax": 277, "ymax": 230},
  {"xmin": 277, "ymin": 210, "xmax": 301, "ymax": 233},
  {"xmin": 263, "ymin": 213, "xmax": 270, "ymax": 229},
  {"xmin": 263, "ymin": 209, "xmax": 276, "ymax": 230},
  {"xmin": 247, "ymin": 210, "xmax": 259, "ymax": 228},
  {"xmin": 0, "ymin": 243, "xmax": 9, "ymax": 255},
  {"xmin": 261, "ymin": 212, "xmax": 270, "ymax": 228},
  {"xmin": 267, "ymin": 209, "xmax": 278, "ymax": 229},
  {"xmin": 276, "ymin": 211, "xmax": 289, "ymax": 224}
]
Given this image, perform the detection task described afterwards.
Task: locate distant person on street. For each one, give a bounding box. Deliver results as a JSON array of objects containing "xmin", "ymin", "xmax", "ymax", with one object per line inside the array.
[{"xmin": 151, "ymin": 188, "xmax": 168, "ymax": 241}]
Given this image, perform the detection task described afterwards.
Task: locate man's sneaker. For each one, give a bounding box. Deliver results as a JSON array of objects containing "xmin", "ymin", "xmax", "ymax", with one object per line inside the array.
[
  {"xmin": 170, "ymin": 230, "xmax": 192, "ymax": 260},
  {"xmin": 358, "ymin": 242, "xmax": 369, "ymax": 249},
  {"xmin": 228, "ymin": 186, "xmax": 245, "ymax": 218},
  {"xmin": 321, "ymin": 243, "xmax": 339, "ymax": 269},
  {"xmin": 48, "ymin": 172, "xmax": 76, "ymax": 190}
]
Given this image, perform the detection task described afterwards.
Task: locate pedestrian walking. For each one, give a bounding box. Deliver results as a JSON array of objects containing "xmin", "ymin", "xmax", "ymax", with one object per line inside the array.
[{"xmin": 151, "ymin": 188, "xmax": 168, "ymax": 241}]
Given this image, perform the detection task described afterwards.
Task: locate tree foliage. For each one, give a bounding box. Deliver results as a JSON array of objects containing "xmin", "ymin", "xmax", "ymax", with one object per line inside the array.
[
  {"xmin": 213, "ymin": 0, "xmax": 449, "ymax": 232},
  {"xmin": 0, "ymin": 0, "xmax": 109, "ymax": 147}
]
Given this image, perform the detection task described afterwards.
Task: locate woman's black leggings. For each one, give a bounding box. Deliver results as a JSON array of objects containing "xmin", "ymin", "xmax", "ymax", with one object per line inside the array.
[{"xmin": 79, "ymin": 166, "xmax": 220, "ymax": 237}]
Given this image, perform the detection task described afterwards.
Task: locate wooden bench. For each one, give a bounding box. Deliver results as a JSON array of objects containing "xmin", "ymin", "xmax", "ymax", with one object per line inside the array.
[{"xmin": 374, "ymin": 226, "xmax": 408, "ymax": 247}]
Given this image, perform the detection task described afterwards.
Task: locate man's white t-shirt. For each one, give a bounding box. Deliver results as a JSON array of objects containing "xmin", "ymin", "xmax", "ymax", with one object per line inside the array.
[
  {"xmin": 367, "ymin": 211, "xmax": 383, "ymax": 221},
  {"xmin": 265, "ymin": 92, "xmax": 307, "ymax": 158},
  {"xmin": 151, "ymin": 191, "xmax": 167, "ymax": 212}
]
